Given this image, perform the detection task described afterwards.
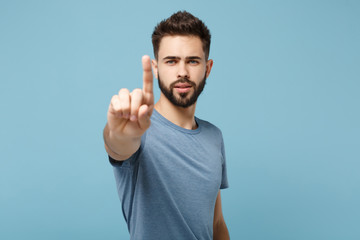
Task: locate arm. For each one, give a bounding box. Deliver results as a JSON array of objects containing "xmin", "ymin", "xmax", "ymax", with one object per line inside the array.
[
  {"xmin": 103, "ymin": 55, "xmax": 154, "ymax": 161},
  {"xmin": 103, "ymin": 122, "xmax": 142, "ymax": 160},
  {"xmin": 213, "ymin": 190, "xmax": 230, "ymax": 240}
]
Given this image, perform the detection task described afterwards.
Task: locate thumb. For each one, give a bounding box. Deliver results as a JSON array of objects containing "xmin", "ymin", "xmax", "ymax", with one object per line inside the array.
[{"xmin": 138, "ymin": 104, "xmax": 151, "ymax": 129}]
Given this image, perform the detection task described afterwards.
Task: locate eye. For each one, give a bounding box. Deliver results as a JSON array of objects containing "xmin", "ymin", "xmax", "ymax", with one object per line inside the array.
[
  {"xmin": 188, "ymin": 60, "xmax": 199, "ymax": 65},
  {"xmin": 165, "ymin": 60, "xmax": 176, "ymax": 65}
]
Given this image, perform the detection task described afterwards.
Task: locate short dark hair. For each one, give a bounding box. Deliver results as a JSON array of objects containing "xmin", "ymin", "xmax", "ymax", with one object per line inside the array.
[{"xmin": 152, "ymin": 11, "xmax": 211, "ymax": 60}]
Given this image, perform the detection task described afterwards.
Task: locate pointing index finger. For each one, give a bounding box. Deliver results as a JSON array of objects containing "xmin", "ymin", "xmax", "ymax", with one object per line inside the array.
[{"xmin": 142, "ymin": 55, "xmax": 153, "ymax": 95}]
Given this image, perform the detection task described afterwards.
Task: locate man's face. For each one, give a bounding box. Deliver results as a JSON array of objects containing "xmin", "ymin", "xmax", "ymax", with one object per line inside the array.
[{"xmin": 152, "ymin": 35, "xmax": 213, "ymax": 108}]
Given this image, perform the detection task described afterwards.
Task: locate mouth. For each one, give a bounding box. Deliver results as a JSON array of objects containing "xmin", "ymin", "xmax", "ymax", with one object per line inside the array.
[{"xmin": 174, "ymin": 83, "xmax": 192, "ymax": 93}]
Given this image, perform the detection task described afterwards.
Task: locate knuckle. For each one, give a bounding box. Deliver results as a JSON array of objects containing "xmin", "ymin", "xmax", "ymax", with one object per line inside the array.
[
  {"xmin": 110, "ymin": 95, "xmax": 120, "ymax": 111},
  {"xmin": 131, "ymin": 88, "xmax": 143, "ymax": 98},
  {"xmin": 119, "ymin": 92, "xmax": 130, "ymax": 101},
  {"xmin": 122, "ymin": 106, "xmax": 130, "ymax": 114},
  {"xmin": 133, "ymin": 92, "xmax": 144, "ymax": 101},
  {"xmin": 119, "ymin": 88, "xmax": 130, "ymax": 95},
  {"xmin": 110, "ymin": 94, "xmax": 118, "ymax": 102},
  {"xmin": 111, "ymin": 95, "xmax": 118, "ymax": 102},
  {"xmin": 121, "ymin": 100, "xmax": 130, "ymax": 109},
  {"xmin": 130, "ymin": 104, "xmax": 140, "ymax": 114},
  {"xmin": 132, "ymin": 88, "xmax": 142, "ymax": 94}
]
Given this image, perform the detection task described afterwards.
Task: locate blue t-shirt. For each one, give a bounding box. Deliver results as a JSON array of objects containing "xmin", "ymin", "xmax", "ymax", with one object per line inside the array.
[{"xmin": 110, "ymin": 109, "xmax": 228, "ymax": 240}]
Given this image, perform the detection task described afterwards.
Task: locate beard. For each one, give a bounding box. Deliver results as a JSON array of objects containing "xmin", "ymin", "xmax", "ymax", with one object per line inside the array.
[{"xmin": 158, "ymin": 73, "xmax": 207, "ymax": 108}]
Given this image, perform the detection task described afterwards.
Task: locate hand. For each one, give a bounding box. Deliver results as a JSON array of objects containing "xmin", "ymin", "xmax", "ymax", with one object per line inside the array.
[{"xmin": 107, "ymin": 55, "xmax": 154, "ymax": 140}]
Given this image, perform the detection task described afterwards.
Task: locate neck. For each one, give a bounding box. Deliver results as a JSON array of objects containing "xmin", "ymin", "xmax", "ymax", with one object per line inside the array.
[{"xmin": 155, "ymin": 94, "xmax": 197, "ymax": 130}]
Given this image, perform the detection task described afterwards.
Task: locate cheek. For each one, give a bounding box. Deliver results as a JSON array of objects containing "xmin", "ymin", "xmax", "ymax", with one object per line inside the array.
[
  {"xmin": 192, "ymin": 68, "xmax": 207, "ymax": 81},
  {"xmin": 158, "ymin": 67, "xmax": 174, "ymax": 80}
]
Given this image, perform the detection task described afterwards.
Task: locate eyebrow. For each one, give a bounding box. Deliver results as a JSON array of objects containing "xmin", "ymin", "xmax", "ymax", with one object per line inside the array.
[{"xmin": 162, "ymin": 56, "xmax": 202, "ymax": 61}]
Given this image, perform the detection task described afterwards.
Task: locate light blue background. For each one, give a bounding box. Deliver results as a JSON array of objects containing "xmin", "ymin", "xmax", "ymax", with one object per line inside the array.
[{"xmin": 1, "ymin": 0, "xmax": 359, "ymax": 239}]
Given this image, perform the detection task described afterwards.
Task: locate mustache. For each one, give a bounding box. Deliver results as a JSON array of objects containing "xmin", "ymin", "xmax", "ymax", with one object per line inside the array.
[{"xmin": 169, "ymin": 78, "xmax": 196, "ymax": 89}]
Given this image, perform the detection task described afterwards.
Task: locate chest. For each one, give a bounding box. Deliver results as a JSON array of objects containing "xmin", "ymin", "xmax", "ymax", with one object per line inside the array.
[{"xmin": 138, "ymin": 130, "xmax": 223, "ymax": 202}]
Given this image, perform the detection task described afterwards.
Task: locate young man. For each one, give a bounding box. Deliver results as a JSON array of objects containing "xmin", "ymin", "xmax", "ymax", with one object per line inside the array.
[{"xmin": 103, "ymin": 11, "xmax": 230, "ymax": 240}]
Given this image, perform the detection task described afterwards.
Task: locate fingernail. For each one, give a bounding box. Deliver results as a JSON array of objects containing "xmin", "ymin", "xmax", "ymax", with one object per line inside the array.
[{"xmin": 130, "ymin": 115, "xmax": 137, "ymax": 121}]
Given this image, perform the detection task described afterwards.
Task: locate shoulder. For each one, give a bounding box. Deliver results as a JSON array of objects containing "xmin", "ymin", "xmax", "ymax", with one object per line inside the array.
[{"xmin": 196, "ymin": 117, "xmax": 223, "ymax": 138}]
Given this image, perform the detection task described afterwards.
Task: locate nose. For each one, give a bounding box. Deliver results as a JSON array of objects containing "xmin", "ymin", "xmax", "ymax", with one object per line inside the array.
[{"xmin": 177, "ymin": 61, "xmax": 189, "ymax": 79}]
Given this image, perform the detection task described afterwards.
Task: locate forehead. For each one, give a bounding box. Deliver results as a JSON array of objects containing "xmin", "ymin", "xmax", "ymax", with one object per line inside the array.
[{"xmin": 158, "ymin": 35, "xmax": 204, "ymax": 58}]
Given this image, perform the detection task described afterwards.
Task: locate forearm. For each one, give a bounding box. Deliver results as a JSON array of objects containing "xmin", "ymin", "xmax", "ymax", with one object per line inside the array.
[
  {"xmin": 213, "ymin": 220, "xmax": 230, "ymax": 240},
  {"xmin": 103, "ymin": 123, "xmax": 141, "ymax": 161}
]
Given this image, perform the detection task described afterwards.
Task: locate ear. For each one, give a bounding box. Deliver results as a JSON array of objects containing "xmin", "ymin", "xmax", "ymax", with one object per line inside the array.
[
  {"xmin": 205, "ymin": 59, "xmax": 213, "ymax": 78},
  {"xmin": 152, "ymin": 59, "xmax": 158, "ymax": 79}
]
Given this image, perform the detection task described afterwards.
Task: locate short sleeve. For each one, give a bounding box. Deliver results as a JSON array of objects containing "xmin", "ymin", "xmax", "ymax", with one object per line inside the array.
[
  {"xmin": 220, "ymin": 133, "xmax": 229, "ymax": 189},
  {"xmin": 108, "ymin": 131, "xmax": 147, "ymax": 168},
  {"xmin": 109, "ymin": 155, "xmax": 132, "ymax": 168}
]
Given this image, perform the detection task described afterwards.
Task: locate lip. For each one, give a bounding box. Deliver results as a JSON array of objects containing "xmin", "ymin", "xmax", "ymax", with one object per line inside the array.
[
  {"xmin": 175, "ymin": 87, "xmax": 192, "ymax": 93},
  {"xmin": 174, "ymin": 84, "xmax": 192, "ymax": 93},
  {"xmin": 174, "ymin": 83, "xmax": 192, "ymax": 88}
]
